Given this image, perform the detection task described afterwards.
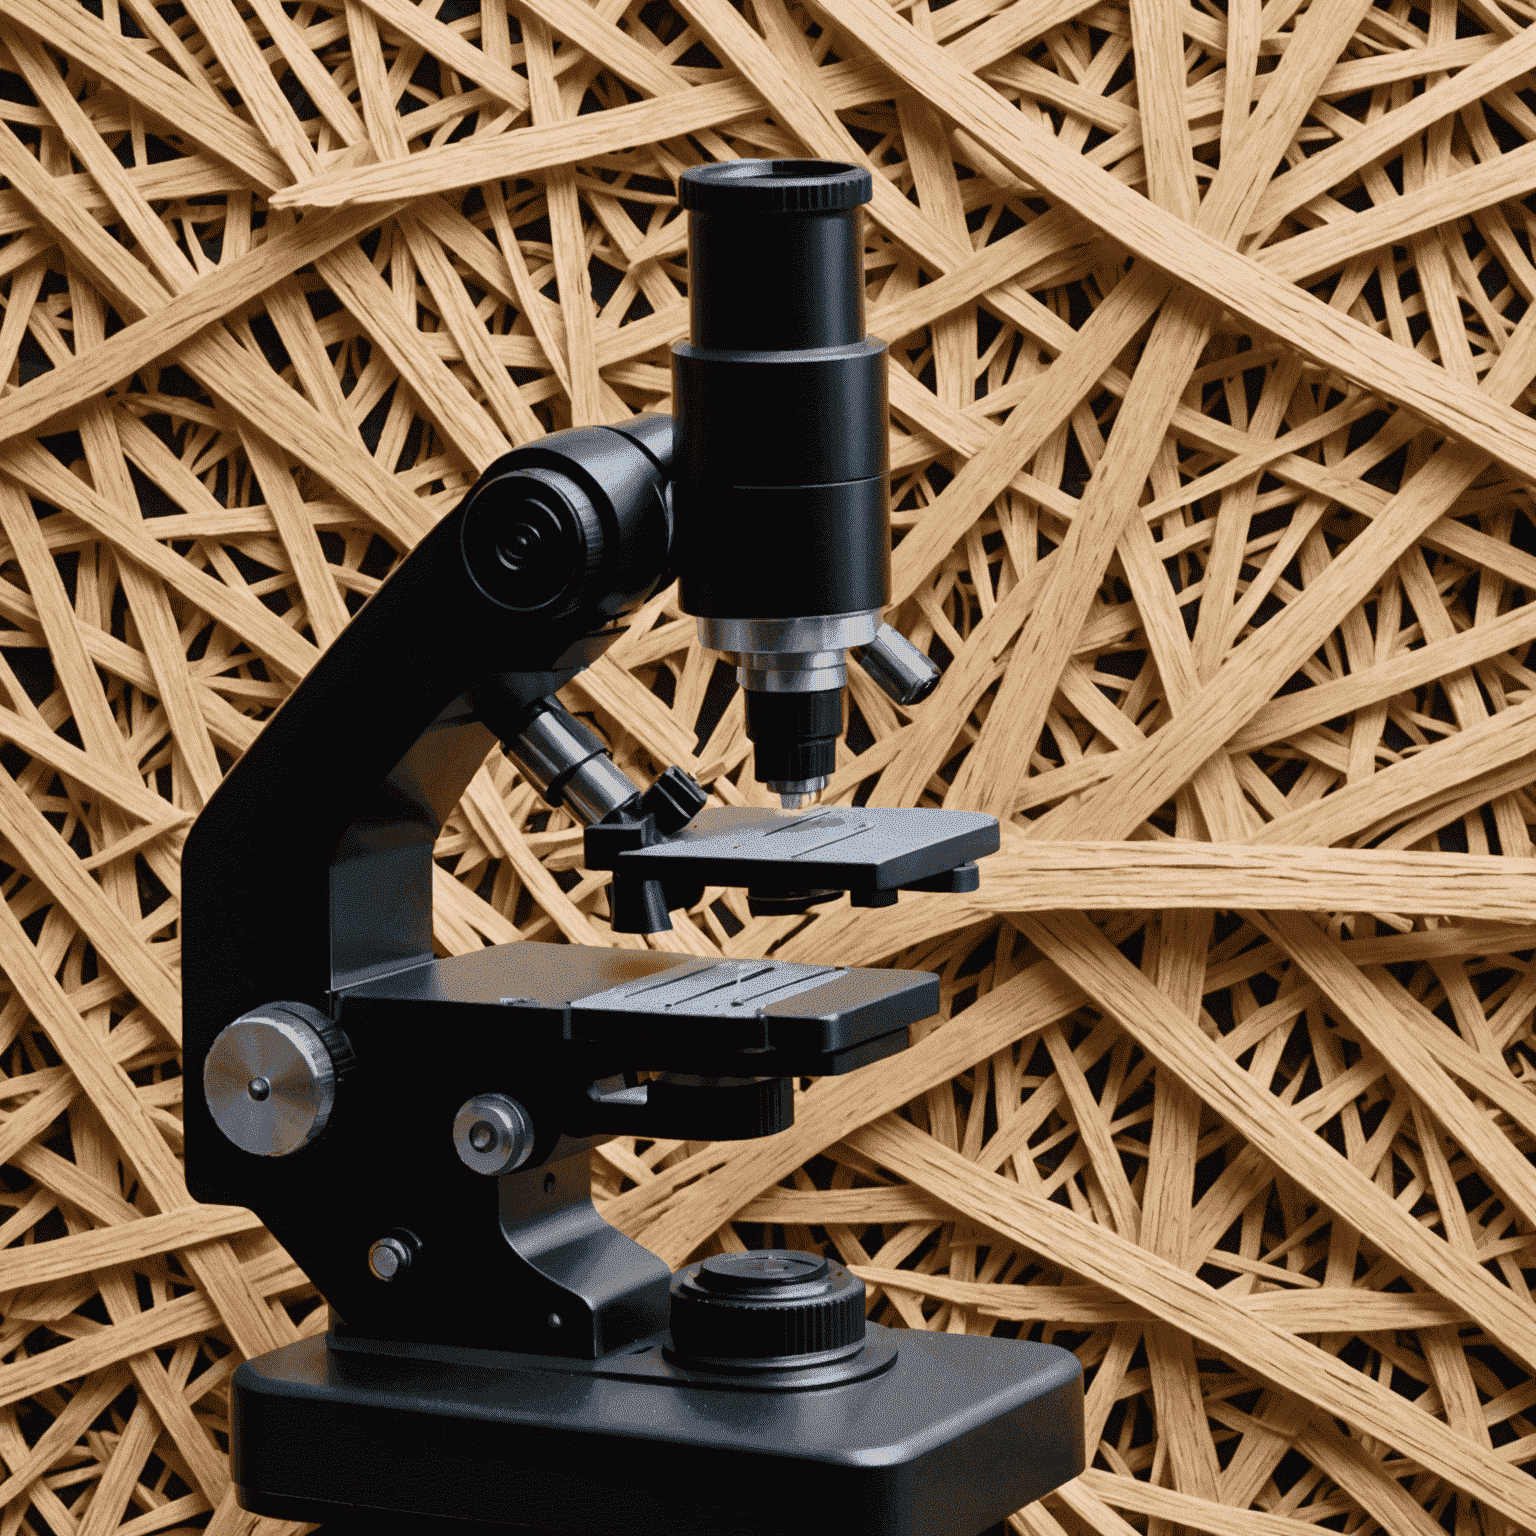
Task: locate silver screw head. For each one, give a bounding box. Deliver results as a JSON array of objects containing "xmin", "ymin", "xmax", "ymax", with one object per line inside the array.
[
  {"xmin": 453, "ymin": 1094, "xmax": 534, "ymax": 1175},
  {"xmin": 368, "ymin": 1237, "xmax": 412, "ymax": 1281}
]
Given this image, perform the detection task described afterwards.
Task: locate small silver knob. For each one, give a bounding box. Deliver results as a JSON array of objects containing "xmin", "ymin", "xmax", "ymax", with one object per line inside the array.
[
  {"xmin": 453, "ymin": 1094, "xmax": 534, "ymax": 1175},
  {"xmin": 368, "ymin": 1237, "xmax": 412, "ymax": 1281},
  {"xmin": 204, "ymin": 1003, "xmax": 343, "ymax": 1156},
  {"xmin": 853, "ymin": 624, "xmax": 942, "ymax": 706}
]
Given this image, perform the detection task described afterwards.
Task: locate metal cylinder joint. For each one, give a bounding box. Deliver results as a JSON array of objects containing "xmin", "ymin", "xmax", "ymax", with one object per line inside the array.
[{"xmin": 502, "ymin": 697, "xmax": 643, "ymax": 826}]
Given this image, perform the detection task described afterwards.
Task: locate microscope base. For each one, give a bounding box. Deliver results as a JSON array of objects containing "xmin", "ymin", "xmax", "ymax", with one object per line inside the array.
[{"xmin": 232, "ymin": 1327, "xmax": 1083, "ymax": 1536}]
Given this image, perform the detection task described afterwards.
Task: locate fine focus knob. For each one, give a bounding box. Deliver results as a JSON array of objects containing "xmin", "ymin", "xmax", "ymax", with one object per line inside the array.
[
  {"xmin": 668, "ymin": 1249, "xmax": 866, "ymax": 1369},
  {"xmin": 204, "ymin": 1002, "xmax": 352, "ymax": 1156}
]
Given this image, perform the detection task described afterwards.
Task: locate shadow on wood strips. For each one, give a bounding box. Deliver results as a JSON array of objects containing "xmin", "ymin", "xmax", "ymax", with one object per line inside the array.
[{"xmin": 1, "ymin": 0, "xmax": 1536, "ymax": 1530}]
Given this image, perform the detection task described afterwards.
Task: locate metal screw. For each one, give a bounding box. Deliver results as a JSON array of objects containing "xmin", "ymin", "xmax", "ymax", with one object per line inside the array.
[
  {"xmin": 547, "ymin": 1313, "xmax": 562, "ymax": 1329},
  {"xmin": 368, "ymin": 1237, "xmax": 412, "ymax": 1281},
  {"xmin": 247, "ymin": 1076, "xmax": 271, "ymax": 1102}
]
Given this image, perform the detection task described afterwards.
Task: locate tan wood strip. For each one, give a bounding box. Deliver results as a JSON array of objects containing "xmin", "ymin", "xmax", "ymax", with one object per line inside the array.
[
  {"xmin": 241, "ymin": 428, "xmax": 353, "ymax": 647},
  {"xmin": 269, "ymin": 79, "xmax": 765, "ymax": 210},
  {"xmin": 1251, "ymin": 694, "xmax": 1536, "ymax": 848},
  {"xmin": 1263, "ymin": 140, "xmax": 1536, "ymax": 284},
  {"xmin": 1074, "ymin": 1467, "xmax": 1364, "ymax": 1536},
  {"xmin": 70, "ymin": 293, "xmax": 228, "ymax": 809},
  {"xmin": 811, "ymin": 0, "xmax": 1536, "ymax": 490},
  {"xmin": 317, "ymin": 239, "xmax": 512, "ymax": 474},
  {"xmin": 245, "ymin": 0, "xmax": 369, "ymax": 148},
  {"xmin": 1250, "ymin": 23, "xmax": 1536, "ymax": 236},
  {"xmin": 518, "ymin": 0, "xmax": 684, "ymax": 98},
  {"xmin": 524, "ymin": 15, "xmax": 604, "ymax": 427},
  {"xmin": 0, "ymin": 202, "xmax": 403, "ymax": 457},
  {"xmin": 0, "ymin": 124, "xmax": 430, "ymax": 550},
  {"xmin": 458, "ymin": 767, "xmax": 614, "ymax": 946},
  {"xmin": 1016, "ymin": 909, "xmax": 1536, "ymax": 1378},
  {"xmin": 6, "ymin": 0, "xmax": 287, "ymax": 191},
  {"xmin": 352, "ymin": 0, "xmax": 532, "ymax": 113},
  {"xmin": 1256, "ymin": 910, "xmax": 1536, "ymax": 1229},
  {"xmin": 1, "ymin": 443, "xmax": 318, "ymax": 683},
  {"xmin": 977, "ymin": 841, "xmax": 1536, "ymax": 922},
  {"xmin": 0, "ymin": 1365, "xmax": 134, "ymax": 1505},
  {"xmin": 0, "ymin": 766, "xmax": 181, "ymax": 1042},
  {"xmin": 0, "ymin": 1204, "xmax": 261, "ymax": 1294},
  {"xmin": 180, "ymin": 0, "xmax": 318, "ymax": 182},
  {"xmin": 0, "ymin": 898, "xmax": 288, "ymax": 1361},
  {"xmin": 1065, "ymin": 307, "xmax": 1536, "ymax": 837},
  {"xmin": 853, "ymin": 1110, "xmax": 1536, "ymax": 1530}
]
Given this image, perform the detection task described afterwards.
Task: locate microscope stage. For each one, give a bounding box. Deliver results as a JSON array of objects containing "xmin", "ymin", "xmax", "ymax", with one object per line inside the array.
[
  {"xmin": 603, "ymin": 805, "xmax": 999, "ymax": 896},
  {"xmin": 338, "ymin": 939, "xmax": 938, "ymax": 1077},
  {"xmin": 232, "ymin": 1327, "xmax": 1083, "ymax": 1536}
]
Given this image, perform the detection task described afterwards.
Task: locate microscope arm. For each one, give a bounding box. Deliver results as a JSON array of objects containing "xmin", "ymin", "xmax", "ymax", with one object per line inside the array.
[{"xmin": 181, "ymin": 421, "xmax": 697, "ymax": 1355}]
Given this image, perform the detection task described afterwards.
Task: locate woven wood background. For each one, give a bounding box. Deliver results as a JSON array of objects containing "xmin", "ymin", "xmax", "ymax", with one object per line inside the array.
[{"xmin": 3, "ymin": 0, "xmax": 1536, "ymax": 1531}]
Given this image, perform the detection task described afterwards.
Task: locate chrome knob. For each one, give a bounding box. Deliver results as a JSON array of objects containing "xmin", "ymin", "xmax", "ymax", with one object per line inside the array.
[
  {"xmin": 854, "ymin": 624, "xmax": 942, "ymax": 706},
  {"xmin": 204, "ymin": 1002, "xmax": 348, "ymax": 1156},
  {"xmin": 453, "ymin": 1093, "xmax": 535, "ymax": 1175}
]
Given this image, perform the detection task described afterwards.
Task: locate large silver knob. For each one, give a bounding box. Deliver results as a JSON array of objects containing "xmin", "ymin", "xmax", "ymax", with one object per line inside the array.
[{"xmin": 204, "ymin": 1002, "xmax": 347, "ymax": 1156}]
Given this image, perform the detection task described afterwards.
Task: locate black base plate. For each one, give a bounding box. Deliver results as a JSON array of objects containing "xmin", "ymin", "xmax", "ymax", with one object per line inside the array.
[{"xmin": 233, "ymin": 1328, "xmax": 1084, "ymax": 1536}]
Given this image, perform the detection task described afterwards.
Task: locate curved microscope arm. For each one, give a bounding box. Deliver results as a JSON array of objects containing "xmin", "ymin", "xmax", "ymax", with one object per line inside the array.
[{"xmin": 182, "ymin": 419, "xmax": 678, "ymax": 1355}]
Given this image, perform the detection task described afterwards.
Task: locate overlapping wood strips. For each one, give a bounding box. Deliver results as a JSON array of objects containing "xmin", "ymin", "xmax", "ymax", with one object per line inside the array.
[{"xmin": 1, "ymin": 0, "xmax": 1535, "ymax": 1531}]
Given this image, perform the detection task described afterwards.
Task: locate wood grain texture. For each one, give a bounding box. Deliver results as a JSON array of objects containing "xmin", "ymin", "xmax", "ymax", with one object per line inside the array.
[{"xmin": 1, "ymin": 0, "xmax": 1535, "ymax": 1533}]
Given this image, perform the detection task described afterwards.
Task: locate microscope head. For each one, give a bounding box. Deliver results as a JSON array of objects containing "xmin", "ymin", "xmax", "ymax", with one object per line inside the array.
[{"xmin": 670, "ymin": 160, "xmax": 938, "ymax": 808}]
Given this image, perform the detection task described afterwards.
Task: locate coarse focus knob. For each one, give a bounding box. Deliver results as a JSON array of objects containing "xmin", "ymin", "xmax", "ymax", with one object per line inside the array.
[
  {"xmin": 204, "ymin": 1002, "xmax": 353, "ymax": 1156},
  {"xmin": 668, "ymin": 1249, "xmax": 866, "ymax": 1369}
]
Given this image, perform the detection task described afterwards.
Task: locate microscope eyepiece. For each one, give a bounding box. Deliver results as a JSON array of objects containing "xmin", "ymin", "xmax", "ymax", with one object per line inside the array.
[{"xmin": 673, "ymin": 159, "xmax": 891, "ymax": 806}]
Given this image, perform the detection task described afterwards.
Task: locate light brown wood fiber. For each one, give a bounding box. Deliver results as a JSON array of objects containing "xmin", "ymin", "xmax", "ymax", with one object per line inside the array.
[{"xmin": 2, "ymin": 0, "xmax": 1536, "ymax": 1533}]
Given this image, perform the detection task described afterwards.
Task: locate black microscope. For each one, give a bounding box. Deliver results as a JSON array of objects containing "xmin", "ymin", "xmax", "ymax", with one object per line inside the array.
[{"xmin": 182, "ymin": 161, "xmax": 1084, "ymax": 1536}]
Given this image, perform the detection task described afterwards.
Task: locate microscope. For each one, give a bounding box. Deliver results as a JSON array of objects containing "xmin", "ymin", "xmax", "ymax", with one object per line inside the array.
[{"xmin": 182, "ymin": 160, "xmax": 1084, "ymax": 1535}]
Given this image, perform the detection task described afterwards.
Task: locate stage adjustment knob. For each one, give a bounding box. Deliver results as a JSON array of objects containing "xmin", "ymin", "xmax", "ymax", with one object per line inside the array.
[
  {"xmin": 668, "ymin": 1249, "xmax": 866, "ymax": 1369},
  {"xmin": 453, "ymin": 1093, "xmax": 535, "ymax": 1175},
  {"xmin": 204, "ymin": 1002, "xmax": 353, "ymax": 1156}
]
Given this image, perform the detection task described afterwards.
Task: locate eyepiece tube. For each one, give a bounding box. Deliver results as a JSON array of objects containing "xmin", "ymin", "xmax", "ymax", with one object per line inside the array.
[{"xmin": 672, "ymin": 160, "xmax": 890, "ymax": 804}]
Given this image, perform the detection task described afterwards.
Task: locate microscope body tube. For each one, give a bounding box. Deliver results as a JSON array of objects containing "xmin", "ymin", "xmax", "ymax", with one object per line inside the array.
[{"xmin": 671, "ymin": 161, "xmax": 891, "ymax": 801}]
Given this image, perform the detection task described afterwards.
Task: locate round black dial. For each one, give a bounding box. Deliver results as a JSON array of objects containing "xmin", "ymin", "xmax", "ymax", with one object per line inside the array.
[{"xmin": 668, "ymin": 1249, "xmax": 866, "ymax": 1369}]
